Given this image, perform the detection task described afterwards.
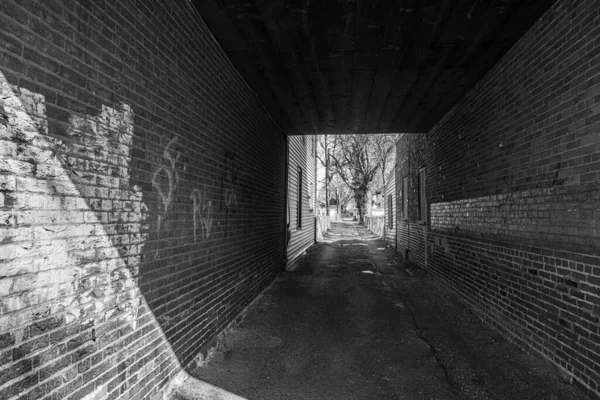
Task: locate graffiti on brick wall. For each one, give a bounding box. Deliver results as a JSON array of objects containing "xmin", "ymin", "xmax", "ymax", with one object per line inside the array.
[
  {"xmin": 220, "ymin": 151, "xmax": 240, "ymax": 235},
  {"xmin": 0, "ymin": 73, "xmax": 148, "ymax": 363},
  {"xmin": 152, "ymin": 138, "xmax": 180, "ymax": 234},
  {"xmin": 190, "ymin": 187, "xmax": 214, "ymax": 241},
  {"xmin": 144, "ymin": 143, "xmax": 246, "ymax": 244}
]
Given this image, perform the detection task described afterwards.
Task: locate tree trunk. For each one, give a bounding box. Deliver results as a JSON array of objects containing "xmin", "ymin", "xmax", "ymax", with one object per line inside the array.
[
  {"xmin": 325, "ymin": 135, "xmax": 329, "ymax": 217},
  {"xmin": 336, "ymin": 188, "xmax": 339, "ymax": 221},
  {"xmin": 355, "ymin": 191, "xmax": 366, "ymax": 224}
]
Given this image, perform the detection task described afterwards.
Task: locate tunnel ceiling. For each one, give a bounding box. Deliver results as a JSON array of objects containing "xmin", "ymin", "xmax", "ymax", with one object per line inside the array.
[{"xmin": 192, "ymin": 0, "xmax": 554, "ymax": 135}]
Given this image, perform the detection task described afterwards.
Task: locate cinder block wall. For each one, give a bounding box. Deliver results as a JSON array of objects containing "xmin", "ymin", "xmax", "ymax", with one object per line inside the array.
[
  {"xmin": 0, "ymin": 1, "xmax": 286, "ymax": 399},
  {"xmin": 397, "ymin": 1, "xmax": 600, "ymax": 398}
]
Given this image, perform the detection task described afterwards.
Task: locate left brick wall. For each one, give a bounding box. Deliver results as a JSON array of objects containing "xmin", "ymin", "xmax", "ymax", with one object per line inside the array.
[{"xmin": 0, "ymin": 1, "xmax": 287, "ymax": 400}]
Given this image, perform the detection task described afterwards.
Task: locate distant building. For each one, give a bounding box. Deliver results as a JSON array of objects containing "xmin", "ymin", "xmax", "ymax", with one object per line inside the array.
[{"xmin": 287, "ymin": 135, "xmax": 317, "ymax": 269}]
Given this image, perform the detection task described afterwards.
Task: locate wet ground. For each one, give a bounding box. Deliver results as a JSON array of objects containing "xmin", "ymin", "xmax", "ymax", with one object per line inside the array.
[{"xmin": 189, "ymin": 221, "xmax": 590, "ymax": 400}]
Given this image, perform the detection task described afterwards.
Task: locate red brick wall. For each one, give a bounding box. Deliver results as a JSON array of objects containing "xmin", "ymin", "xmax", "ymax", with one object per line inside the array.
[
  {"xmin": 0, "ymin": 1, "xmax": 286, "ymax": 399},
  {"xmin": 396, "ymin": 133, "xmax": 427, "ymax": 263},
  {"xmin": 396, "ymin": 1, "xmax": 600, "ymax": 398}
]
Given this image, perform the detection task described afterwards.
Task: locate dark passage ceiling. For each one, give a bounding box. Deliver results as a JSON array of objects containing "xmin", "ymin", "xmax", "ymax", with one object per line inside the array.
[{"xmin": 193, "ymin": 0, "xmax": 554, "ymax": 135}]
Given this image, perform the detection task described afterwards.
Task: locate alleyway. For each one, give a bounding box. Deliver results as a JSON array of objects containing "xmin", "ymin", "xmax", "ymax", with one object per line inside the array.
[{"xmin": 187, "ymin": 222, "xmax": 589, "ymax": 400}]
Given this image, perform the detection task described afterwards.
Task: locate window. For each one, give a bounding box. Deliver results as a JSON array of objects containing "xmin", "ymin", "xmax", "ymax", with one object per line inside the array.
[
  {"xmin": 402, "ymin": 177, "xmax": 408, "ymax": 220},
  {"xmin": 418, "ymin": 168, "xmax": 426, "ymax": 222},
  {"xmin": 387, "ymin": 194, "xmax": 393, "ymax": 229},
  {"xmin": 296, "ymin": 166, "xmax": 303, "ymax": 229}
]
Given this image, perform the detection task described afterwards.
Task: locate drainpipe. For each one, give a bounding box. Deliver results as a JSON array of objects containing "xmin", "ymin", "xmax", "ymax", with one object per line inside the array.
[{"xmin": 283, "ymin": 135, "xmax": 290, "ymax": 271}]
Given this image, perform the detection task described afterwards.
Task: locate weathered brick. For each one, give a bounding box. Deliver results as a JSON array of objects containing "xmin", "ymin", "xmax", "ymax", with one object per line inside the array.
[
  {"xmin": 12, "ymin": 335, "xmax": 49, "ymax": 361},
  {"xmin": 0, "ymin": 0, "xmax": 286, "ymax": 399},
  {"xmin": 395, "ymin": 1, "xmax": 600, "ymax": 398}
]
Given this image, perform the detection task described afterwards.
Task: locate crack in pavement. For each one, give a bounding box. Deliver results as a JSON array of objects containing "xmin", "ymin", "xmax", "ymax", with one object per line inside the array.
[{"xmin": 404, "ymin": 300, "xmax": 464, "ymax": 397}]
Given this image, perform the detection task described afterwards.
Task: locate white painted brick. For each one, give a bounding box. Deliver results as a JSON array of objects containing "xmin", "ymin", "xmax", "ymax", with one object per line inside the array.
[
  {"xmin": 89, "ymin": 161, "xmax": 108, "ymax": 174},
  {"xmin": 61, "ymin": 196, "xmax": 89, "ymax": 211},
  {"xmin": 108, "ymin": 257, "xmax": 127, "ymax": 269},
  {"xmin": 51, "ymin": 179, "xmax": 81, "ymax": 196},
  {"xmin": 0, "ymin": 314, "xmax": 18, "ymax": 332},
  {"xmin": 0, "ymin": 159, "xmax": 36, "ymax": 176},
  {"xmin": 107, "ymin": 154, "xmax": 119, "ymax": 165},
  {"xmin": 99, "ymin": 176, "xmax": 119, "ymax": 188},
  {"xmin": 84, "ymin": 211, "xmax": 100, "ymax": 224},
  {"xmin": 38, "ymin": 267, "xmax": 80, "ymax": 287},
  {"xmin": 18, "ymin": 193, "xmax": 48, "ymax": 209},
  {"xmin": 97, "ymin": 212, "xmax": 111, "ymax": 224},
  {"xmin": 96, "ymin": 247, "xmax": 119, "ymax": 260},
  {"xmin": 11, "ymin": 274, "xmax": 38, "ymax": 293},
  {"xmin": 23, "ymin": 286, "xmax": 60, "ymax": 307},
  {"xmin": 16, "ymin": 143, "xmax": 54, "ymax": 160},
  {"xmin": 0, "ymin": 175, "xmax": 16, "ymax": 191},
  {"xmin": 0, "ymin": 140, "xmax": 17, "ymax": 157},
  {"xmin": 35, "ymin": 163, "xmax": 61, "ymax": 179},
  {"xmin": 0, "ymin": 243, "xmax": 18, "ymax": 260},
  {"xmin": 68, "ymin": 248, "xmax": 98, "ymax": 263},
  {"xmin": 87, "ymin": 198, "xmax": 102, "ymax": 211},
  {"xmin": 101, "ymin": 224, "xmax": 117, "ymax": 236},
  {"xmin": 69, "ymin": 223, "xmax": 97, "ymax": 238},
  {"xmin": 18, "ymin": 87, "xmax": 47, "ymax": 135},
  {"xmin": 101, "ymin": 199, "xmax": 112, "ymax": 211},
  {"xmin": 0, "ymin": 278, "xmax": 13, "ymax": 297},
  {"xmin": 32, "ymin": 258, "xmax": 46, "ymax": 272},
  {"xmin": 2, "ymin": 296, "xmax": 23, "ymax": 313},
  {"xmin": 0, "ymin": 255, "xmax": 42, "ymax": 276},
  {"xmin": 16, "ymin": 177, "xmax": 53, "ymax": 193},
  {"xmin": 42, "ymin": 252, "xmax": 71, "ymax": 270},
  {"xmin": 110, "ymin": 212, "xmax": 122, "ymax": 222},
  {"xmin": 16, "ymin": 210, "xmax": 84, "ymax": 226},
  {"xmin": 76, "ymin": 173, "xmax": 97, "ymax": 185},
  {"xmin": 78, "ymin": 183, "xmax": 95, "ymax": 200},
  {"xmin": 41, "ymin": 195, "xmax": 60, "ymax": 210},
  {"xmin": 97, "ymin": 187, "xmax": 109, "ymax": 198},
  {"xmin": 108, "ymin": 189, "xmax": 123, "ymax": 200},
  {"xmin": 0, "ymin": 125, "xmax": 13, "ymax": 140},
  {"xmin": 57, "ymin": 282, "xmax": 76, "ymax": 298},
  {"xmin": 31, "ymin": 225, "xmax": 68, "ymax": 241}
]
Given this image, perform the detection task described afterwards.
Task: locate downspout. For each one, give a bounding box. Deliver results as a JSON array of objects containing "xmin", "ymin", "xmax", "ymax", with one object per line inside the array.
[{"xmin": 283, "ymin": 135, "xmax": 290, "ymax": 271}]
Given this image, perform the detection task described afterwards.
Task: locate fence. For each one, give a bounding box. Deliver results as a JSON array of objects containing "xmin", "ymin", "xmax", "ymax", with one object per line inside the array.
[
  {"xmin": 316, "ymin": 215, "xmax": 331, "ymax": 241},
  {"xmin": 364, "ymin": 216, "xmax": 385, "ymax": 237}
]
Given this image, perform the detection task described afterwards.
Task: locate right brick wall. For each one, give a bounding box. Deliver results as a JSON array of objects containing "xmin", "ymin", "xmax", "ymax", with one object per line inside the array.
[{"xmin": 397, "ymin": 0, "xmax": 600, "ymax": 397}]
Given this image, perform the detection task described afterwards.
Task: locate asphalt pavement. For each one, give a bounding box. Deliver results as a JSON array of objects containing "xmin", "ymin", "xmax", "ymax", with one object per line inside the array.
[{"xmin": 186, "ymin": 221, "xmax": 590, "ymax": 400}]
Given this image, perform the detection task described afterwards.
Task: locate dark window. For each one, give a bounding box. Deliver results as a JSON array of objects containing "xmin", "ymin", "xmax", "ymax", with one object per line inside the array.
[
  {"xmin": 402, "ymin": 177, "xmax": 408, "ymax": 220},
  {"xmin": 297, "ymin": 166, "xmax": 303, "ymax": 229},
  {"xmin": 418, "ymin": 168, "xmax": 426, "ymax": 222},
  {"xmin": 387, "ymin": 194, "xmax": 393, "ymax": 229}
]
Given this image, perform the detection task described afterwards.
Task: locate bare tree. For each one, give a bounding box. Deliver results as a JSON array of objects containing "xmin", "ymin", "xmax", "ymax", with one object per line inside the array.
[
  {"xmin": 330, "ymin": 173, "xmax": 353, "ymax": 218},
  {"xmin": 328, "ymin": 134, "xmax": 396, "ymax": 224},
  {"xmin": 373, "ymin": 135, "xmax": 397, "ymax": 189},
  {"xmin": 316, "ymin": 135, "xmax": 336, "ymax": 216}
]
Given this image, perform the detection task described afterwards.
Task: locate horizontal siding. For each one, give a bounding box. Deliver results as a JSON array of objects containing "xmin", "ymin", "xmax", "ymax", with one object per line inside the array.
[
  {"xmin": 384, "ymin": 171, "xmax": 396, "ymax": 246},
  {"xmin": 287, "ymin": 135, "xmax": 315, "ymax": 268},
  {"xmin": 306, "ymin": 135, "xmax": 317, "ymax": 213}
]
